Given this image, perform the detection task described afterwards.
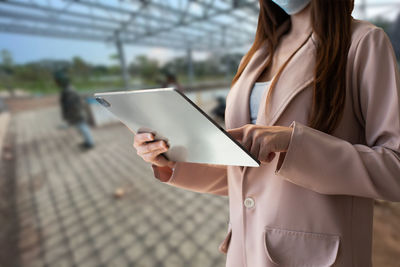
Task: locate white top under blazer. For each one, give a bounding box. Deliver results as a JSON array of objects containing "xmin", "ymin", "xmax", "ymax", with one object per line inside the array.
[{"xmin": 249, "ymin": 80, "xmax": 272, "ymax": 124}]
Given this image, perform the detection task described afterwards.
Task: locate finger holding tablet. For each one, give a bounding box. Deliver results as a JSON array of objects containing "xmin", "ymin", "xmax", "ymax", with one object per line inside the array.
[{"xmin": 133, "ymin": 132, "xmax": 176, "ymax": 169}]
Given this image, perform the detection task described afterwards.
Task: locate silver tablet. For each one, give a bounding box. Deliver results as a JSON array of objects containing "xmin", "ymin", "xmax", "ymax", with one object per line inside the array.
[{"xmin": 94, "ymin": 88, "xmax": 260, "ymax": 167}]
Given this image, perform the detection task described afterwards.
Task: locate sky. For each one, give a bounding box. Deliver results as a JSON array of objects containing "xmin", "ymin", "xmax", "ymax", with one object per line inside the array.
[
  {"xmin": 1, "ymin": 0, "xmax": 399, "ymax": 66},
  {"xmin": 0, "ymin": 36, "xmax": 189, "ymax": 66}
]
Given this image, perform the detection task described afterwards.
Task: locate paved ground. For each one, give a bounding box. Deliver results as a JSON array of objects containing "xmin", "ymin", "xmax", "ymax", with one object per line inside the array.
[
  {"xmin": 4, "ymin": 106, "xmax": 229, "ymax": 267},
  {"xmin": 1, "ymin": 100, "xmax": 399, "ymax": 267}
]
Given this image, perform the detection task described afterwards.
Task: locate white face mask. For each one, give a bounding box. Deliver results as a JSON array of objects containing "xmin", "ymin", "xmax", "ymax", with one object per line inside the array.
[{"xmin": 271, "ymin": 0, "xmax": 312, "ymax": 15}]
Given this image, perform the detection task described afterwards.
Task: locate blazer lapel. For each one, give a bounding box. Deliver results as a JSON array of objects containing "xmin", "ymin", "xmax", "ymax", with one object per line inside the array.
[
  {"xmin": 256, "ymin": 33, "xmax": 316, "ymax": 126},
  {"xmin": 226, "ymin": 32, "xmax": 317, "ymax": 130}
]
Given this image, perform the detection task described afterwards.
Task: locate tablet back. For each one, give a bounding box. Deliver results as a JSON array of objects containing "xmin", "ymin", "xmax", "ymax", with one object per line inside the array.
[{"xmin": 95, "ymin": 88, "xmax": 259, "ymax": 167}]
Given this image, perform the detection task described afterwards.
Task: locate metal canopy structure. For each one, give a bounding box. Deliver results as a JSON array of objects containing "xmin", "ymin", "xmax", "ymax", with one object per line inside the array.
[
  {"xmin": 1, "ymin": 0, "xmax": 399, "ymax": 88},
  {"xmin": 0, "ymin": 0, "xmax": 260, "ymax": 51}
]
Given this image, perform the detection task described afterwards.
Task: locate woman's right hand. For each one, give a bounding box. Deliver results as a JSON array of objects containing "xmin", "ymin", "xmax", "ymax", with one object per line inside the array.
[{"xmin": 133, "ymin": 132, "xmax": 176, "ymax": 169}]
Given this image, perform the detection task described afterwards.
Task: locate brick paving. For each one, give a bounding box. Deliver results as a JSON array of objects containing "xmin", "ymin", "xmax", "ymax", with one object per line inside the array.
[{"xmin": 7, "ymin": 106, "xmax": 229, "ymax": 267}]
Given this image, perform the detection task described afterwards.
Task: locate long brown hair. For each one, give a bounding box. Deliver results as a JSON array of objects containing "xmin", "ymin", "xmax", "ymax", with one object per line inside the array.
[{"xmin": 231, "ymin": 0, "xmax": 354, "ymax": 134}]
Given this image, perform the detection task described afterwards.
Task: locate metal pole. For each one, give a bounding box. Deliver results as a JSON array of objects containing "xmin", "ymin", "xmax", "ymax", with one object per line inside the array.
[
  {"xmin": 187, "ymin": 45, "xmax": 201, "ymax": 105},
  {"xmin": 115, "ymin": 31, "xmax": 130, "ymax": 89},
  {"xmin": 222, "ymin": 26, "xmax": 230, "ymax": 81},
  {"xmin": 187, "ymin": 46, "xmax": 194, "ymax": 87}
]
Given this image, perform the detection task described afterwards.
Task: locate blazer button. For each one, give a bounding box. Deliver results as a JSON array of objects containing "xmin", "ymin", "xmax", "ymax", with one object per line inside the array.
[{"xmin": 244, "ymin": 197, "xmax": 255, "ymax": 209}]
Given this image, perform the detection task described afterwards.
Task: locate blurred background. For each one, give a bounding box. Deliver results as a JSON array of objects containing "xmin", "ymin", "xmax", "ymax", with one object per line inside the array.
[{"xmin": 0, "ymin": 0, "xmax": 399, "ymax": 266}]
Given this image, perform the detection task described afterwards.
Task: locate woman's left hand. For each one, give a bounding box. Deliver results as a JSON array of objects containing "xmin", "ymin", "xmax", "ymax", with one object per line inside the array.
[{"xmin": 227, "ymin": 125, "xmax": 293, "ymax": 163}]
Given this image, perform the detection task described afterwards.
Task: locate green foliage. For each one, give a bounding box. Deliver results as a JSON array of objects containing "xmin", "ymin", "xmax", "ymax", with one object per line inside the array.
[
  {"xmin": 1, "ymin": 49, "xmax": 13, "ymax": 67},
  {"xmin": 130, "ymin": 55, "xmax": 160, "ymax": 83},
  {"xmin": 0, "ymin": 50, "xmax": 243, "ymax": 94},
  {"xmin": 158, "ymin": 52, "xmax": 242, "ymax": 81},
  {"xmin": 72, "ymin": 56, "xmax": 90, "ymax": 78}
]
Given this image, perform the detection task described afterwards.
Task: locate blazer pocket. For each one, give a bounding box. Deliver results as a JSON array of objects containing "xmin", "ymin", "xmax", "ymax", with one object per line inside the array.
[
  {"xmin": 218, "ymin": 222, "xmax": 232, "ymax": 254},
  {"xmin": 263, "ymin": 227, "xmax": 340, "ymax": 267}
]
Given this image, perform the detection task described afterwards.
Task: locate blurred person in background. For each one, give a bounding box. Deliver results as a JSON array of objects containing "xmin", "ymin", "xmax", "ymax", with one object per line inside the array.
[
  {"xmin": 133, "ymin": 0, "xmax": 400, "ymax": 266},
  {"xmin": 54, "ymin": 70, "xmax": 95, "ymax": 150},
  {"xmin": 162, "ymin": 72, "xmax": 184, "ymax": 92},
  {"xmin": 211, "ymin": 96, "xmax": 226, "ymax": 121}
]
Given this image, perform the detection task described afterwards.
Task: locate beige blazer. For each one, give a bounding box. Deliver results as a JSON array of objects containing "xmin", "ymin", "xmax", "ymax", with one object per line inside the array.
[{"xmin": 152, "ymin": 18, "xmax": 400, "ymax": 267}]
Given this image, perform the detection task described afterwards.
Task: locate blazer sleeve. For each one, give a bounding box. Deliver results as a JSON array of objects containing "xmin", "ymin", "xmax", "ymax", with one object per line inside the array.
[
  {"xmin": 274, "ymin": 27, "xmax": 400, "ymax": 201},
  {"xmin": 152, "ymin": 162, "xmax": 228, "ymax": 196}
]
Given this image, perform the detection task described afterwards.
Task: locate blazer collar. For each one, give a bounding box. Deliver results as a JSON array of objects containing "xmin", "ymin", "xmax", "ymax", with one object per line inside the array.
[{"xmin": 225, "ymin": 28, "xmax": 317, "ymax": 130}]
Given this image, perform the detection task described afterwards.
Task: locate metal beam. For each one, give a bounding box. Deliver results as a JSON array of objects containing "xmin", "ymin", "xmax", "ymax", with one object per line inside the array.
[
  {"xmin": 0, "ymin": 23, "xmax": 190, "ymax": 49},
  {"xmin": 0, "ymin": 9, "xmax": 117, "ymax": 33},
  {"xmin": 0, "ymin": 21, "xmax": 251, "ymax": 51},
  {"xmin": 65, "ymin": 0, "xmax": 255, "ymax": 40},
  {"xmin": 115, "ymin": 32, "xmax": 130, "ymax": 89},
  {"xmin": 0, "ymin": 0, "xmax": 257, "ymax": 50},
  {"xmin": 1, "ymin": 0, "xmax": 251, "ymax": 48},
  {"xmin": 0, "ymin": 23, "xmax": 105, "ymax": 41},
  {"xmin": 195, "ymin": 0, "xmax": 258, "ymax": 26},
  {"xmin": 187, "ymin": 46, "xmax": 194, "ymax": 87},
  {"xmin": 0, "ymin": 8, "xmax": 228, "ymax": 49},
  {"xmin": 69, "ymin": 0, "xmax": 256, "ymax": 30},
  {"xmin": 0, "ymin": 0, "xmax": 126, "ymax": 25}
]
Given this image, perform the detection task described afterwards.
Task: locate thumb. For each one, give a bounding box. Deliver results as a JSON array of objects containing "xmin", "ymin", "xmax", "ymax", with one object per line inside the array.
[{"xmin": 155, "ymin": 154, "xmax": 176, "ymax": 169}]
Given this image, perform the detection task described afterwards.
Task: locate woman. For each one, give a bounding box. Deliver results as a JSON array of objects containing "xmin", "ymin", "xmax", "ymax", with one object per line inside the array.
[{"xmin": 133, "ymin": 0, "xmax": 400, "ymax": 266}]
